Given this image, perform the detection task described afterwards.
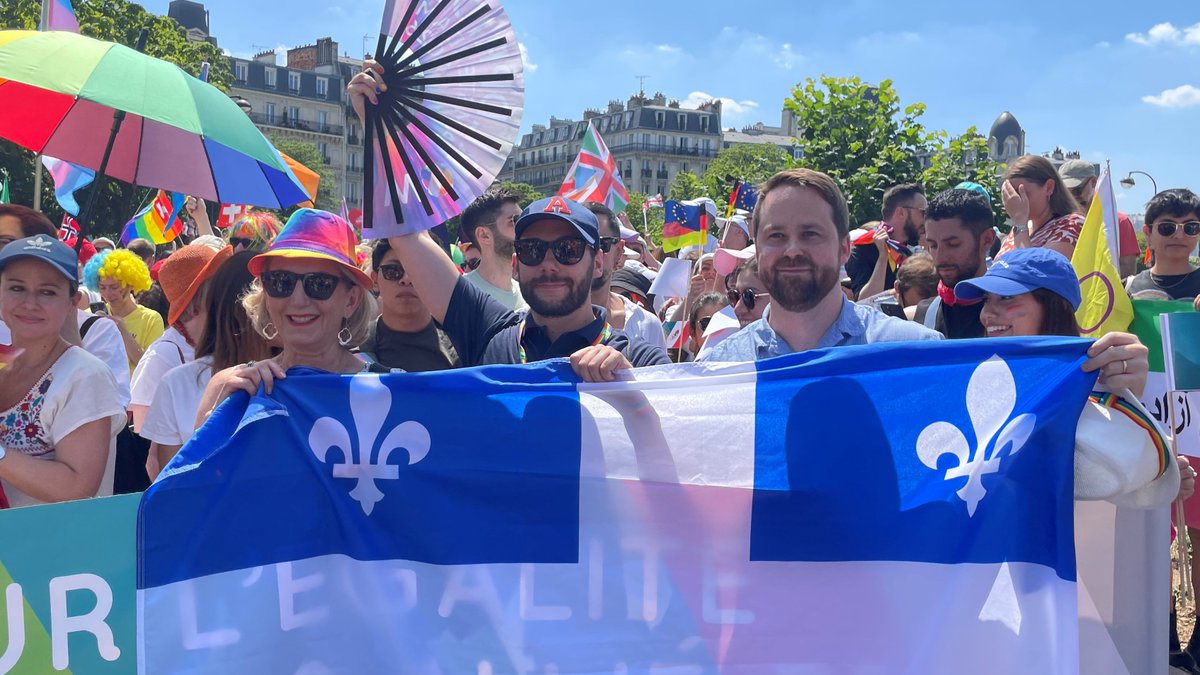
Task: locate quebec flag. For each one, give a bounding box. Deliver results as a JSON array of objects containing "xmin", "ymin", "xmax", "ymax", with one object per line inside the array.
[{"xmin": 138, "ymin": 338, "xmax": 1096, "ymax": 674}]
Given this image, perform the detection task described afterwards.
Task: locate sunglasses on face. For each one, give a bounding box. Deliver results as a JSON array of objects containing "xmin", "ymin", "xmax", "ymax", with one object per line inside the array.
[
  {"xmin": 229, "ymin": 237, "xmax": 255, "ymax": 249},
  {"xmin": 697, "ymin": 316, "xmax": 712, "ymax": 332},
  {"xmin": 728, "ymin": 288, "xmax": 770, "ymax": 310},
  {"xmin": 261, "ymin": 270, "xmax": 343, "ymax": 301},
  {"xmin": 462, "ymin": 258, "xmax": 481, "ymax": 271},
  {"xmin": 513, "ymin": 236, "xmax": 590, "ymax": 266},
  {"xmin": 378, "ymin": 263, "xmax": 406, "ymax": 281},
  {"xmin": 1155, "ymin": 220, "xmax": 1200, "ymax": 237},
  {"xmin": 598, "ymin": 236, "xmax": 620, "ymax": 253}
]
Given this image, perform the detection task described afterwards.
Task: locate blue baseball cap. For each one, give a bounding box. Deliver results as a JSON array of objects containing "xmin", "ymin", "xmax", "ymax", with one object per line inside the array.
[
  {"xmin": 954, "ymin": 248, "xmax": 1081, "ymax": 309},
  {"xmin": 515, "ymin": 196, "xmax": 599, "ymax": 248},
  {"xmin": 0, "ymin": 234, "xmax": 79, "ymax": 285}
]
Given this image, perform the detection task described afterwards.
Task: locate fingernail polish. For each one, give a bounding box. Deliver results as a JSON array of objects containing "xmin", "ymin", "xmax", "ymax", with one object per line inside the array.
[{"xmin": 375, "ymin": 86, "xmax": 382, "ymax": 94}]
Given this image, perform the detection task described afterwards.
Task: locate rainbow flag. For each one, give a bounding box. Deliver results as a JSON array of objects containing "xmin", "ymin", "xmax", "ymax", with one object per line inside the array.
[
  {"xmin": 40, "ymin": 0, "xmax": 79, "ymax": 32},
  {"xmin": 121, "ymin": 190, "xmax": 186, "ymax": 245}
]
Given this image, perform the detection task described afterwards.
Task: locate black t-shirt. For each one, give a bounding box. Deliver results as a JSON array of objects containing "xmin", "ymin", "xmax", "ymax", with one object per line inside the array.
[
  {"xmin": 915, "ymin": 297, "xmax": 986, "ymax": 339},
  {"xmin": 360, "ymin": 316, "xmax": 461, "ymax": 373},
  {"xmin": 440, "ymin": 275, "xmax": 671, "ymax": 368},
  {"xmin": 1125, "ymin": 268, "xmax": 1200, "ymax": 301},
  {"xmin": 845, "ymin": 245, "xmax": 892, "ymax": 298}
]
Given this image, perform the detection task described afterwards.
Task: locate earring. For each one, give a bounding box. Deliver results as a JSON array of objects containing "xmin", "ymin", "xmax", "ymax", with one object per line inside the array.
[
  {"xmin": 262, "ymin": 322, "xmax": 279, "ymax": 340},
  {"xmin": 337, "ymin": 320, "xmax": 353, "ymax": 347}
]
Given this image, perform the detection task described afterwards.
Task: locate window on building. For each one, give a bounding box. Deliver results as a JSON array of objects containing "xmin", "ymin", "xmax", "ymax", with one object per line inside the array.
[
  {"xmin": 701, "ymin": 116, "xmax": 710, "ymax": 133},
  {"xmin": 288, "ymin": 72, "xmax": 300, "ymax": 92},
  {"xmin": 658, "ymin": 134, "xmax": 667, "ymax": 147},
  {"xmin": 265, "ymin": 102, "xmax": 276, "ymax": 124},
  {"xmin": 658, "ymin": 185, "xmax": 666, "ymax": 196},
  {"xmin": 552, "ymin": 147, "xmax": 558, "ymax": 161},
  {"xmin": 678, "ymin": 113, "xmax": 686, "ymax": 129},
  {"xmin": 655, "ymin": 111, "xmax": 664, "ymax": 128},
  {"xmin": 317, "ymin": 142, "xmax": 328, "ymax": 162},
  {"xmin": 641, "ymin": 133, "xmax": 651, "ymax": 146},
  {"xmin": 679, "ymin": 137, "xmax": 690, "ymax": 151},
  {"xmin": 235, "ymin": 62, "xmax": 248, "ymax": 82},
  {"xmin": 288, "ymin": 106, "xmax": 299, "ymax": 124},
  {"xmin": 626, "ymin": 160, "xmax": 632, "ymax": 176},
  {"xmin": 682, "ymin": 162, "xmax": 689, "ymax": 173},
  {"xmin": 317, "ymin": 110, "xmax": 328, "ymax": 130},
  {"xmin": 701, "ymin": 138, "xmax": 712, "ymax": 154},
  {"xmin": 625, "ymin": 111, "xmax": 633, "ymax": 127},
  {"xmin": 264, "ymin": 67, "xmax": 276, "ymax": 87},
  {"xmin": 316, "ymin": 77, "xmax": 328, "ymax": 97}
]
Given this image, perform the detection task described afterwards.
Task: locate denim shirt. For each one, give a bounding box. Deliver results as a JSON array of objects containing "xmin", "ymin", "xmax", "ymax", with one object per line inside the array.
[{"xmin": 698, "ymin": 296, "xmax": 942, "ymax": 362}]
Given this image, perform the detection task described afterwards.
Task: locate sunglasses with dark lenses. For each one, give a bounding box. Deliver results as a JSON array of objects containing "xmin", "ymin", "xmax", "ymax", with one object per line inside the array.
[
  {"xmin": 261, "ymin": 270, "xmax": 343, "ymax": 301},
  {"xmin": 598, "ymin": 236, "xmax": 620, "ymax": 253},
  {"xmin": 697, "ymin": 316, "xmax": 713, "ymax": 332},
  {"xmin": 513, "ymin": 236, "xmax": 589, "ymax": 266},
  {"xmin": 378, "ymin": 263, "xmax": 406, "ymax": 281},
  {"xmin": 728, "ymin": 288, "xmax": 769, "ymax": 310},
  {"xmin": 462, "ymin": 258, "xmax": 481, "ymax": 271},
  {"xmin": 1156, "ymin": 221, "xmax": 1200, "ymax": 237},
  {"xmin": 229, "ymin": 237, "xmax": 256, "ymax": 249}
]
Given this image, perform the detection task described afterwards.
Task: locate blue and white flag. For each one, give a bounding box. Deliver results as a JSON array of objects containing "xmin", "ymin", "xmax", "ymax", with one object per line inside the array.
[{"xmin": 138, "ymin": 339, "xmax": 1096, "ymax": 674}]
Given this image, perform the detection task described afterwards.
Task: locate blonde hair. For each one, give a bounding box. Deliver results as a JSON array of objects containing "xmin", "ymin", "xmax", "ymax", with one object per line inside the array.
[
  {"xmin": 242, "ymin": 276, "xmax": 376, "ymax": 349},
  {"xmin": 86, "ymin": 249, "xmax": 153, "ymax": 293}
]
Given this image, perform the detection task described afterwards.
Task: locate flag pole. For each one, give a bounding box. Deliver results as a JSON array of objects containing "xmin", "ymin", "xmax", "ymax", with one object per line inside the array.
[{"xmin": 32, "ymin": 156, "xmax": 43, "ymax": 211}]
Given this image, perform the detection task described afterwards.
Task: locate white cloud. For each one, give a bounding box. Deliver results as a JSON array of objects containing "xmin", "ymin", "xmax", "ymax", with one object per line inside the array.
[
  {"xmin": 1125, "ymin": 22, "xmax": 1200, "ymax": 46},
  {"xmin": 655, "ymin": 44, "xmax": 681, "ymax": 54},
  {"xmin": 1142, "ymin": 84, "xmax": 1200, "ymax": 108},
  {"xmin": 774, "ymin": 42, "xmax": 801, "ymax": 70},
  {"xmin": 681, "ymin": 91, "xmax": 759, "ymax": 118},
  {"xmin": 519, "ymin": 42, "xmax": 537, "ymax": 73}
]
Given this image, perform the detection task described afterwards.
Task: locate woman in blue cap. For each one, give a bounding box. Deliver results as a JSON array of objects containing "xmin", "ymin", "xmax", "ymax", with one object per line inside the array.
[
  {"xmin": 0, "ymin": 235, "xmax": 125, "ymax": 507},
  {"xmin": 954, "ymin": 247, "xmax": 1190, "ymax": 506}
]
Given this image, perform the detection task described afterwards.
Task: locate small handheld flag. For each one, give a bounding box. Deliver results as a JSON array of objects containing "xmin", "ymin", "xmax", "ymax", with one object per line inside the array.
[
  {"xmin": 643, "ymin": 194, "xmax": 664, "ymax": 209},
  {"xmin": 40, "ymin": 0, "xmax": 79, "ymax": 32},
  {"xmin": 559, "ymin": 122, "xmax": 629, "ymax": 214},
  {"xmin": 41, "ymin": 156, "xmax": 95, "ymax": 216},
  {"xmin": 215, "ymin": 203, "xmax": 249, "ymax": 229},
  {"xmin": 121, "ymin": 190, "xmax": 186, "ymax": 245},
  {"xmin": 661, "ymin": 200, "xmax": 709, "ymax": 252}
]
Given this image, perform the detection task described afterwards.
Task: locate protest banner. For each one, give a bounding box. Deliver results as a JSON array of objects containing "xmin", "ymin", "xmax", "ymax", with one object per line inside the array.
[{"xmin": 0, "ymin": 495, "xmax": 138, "ymax": 674}]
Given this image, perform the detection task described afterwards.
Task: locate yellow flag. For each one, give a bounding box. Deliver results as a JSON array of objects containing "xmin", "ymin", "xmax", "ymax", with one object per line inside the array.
[{"xmin": 1071, "ymin": 168, "xmax": 1133, "ymax": 336}]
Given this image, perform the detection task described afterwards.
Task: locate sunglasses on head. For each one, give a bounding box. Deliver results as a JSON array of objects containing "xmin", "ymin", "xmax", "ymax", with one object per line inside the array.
[
  {"xmin": 378, "ymin": 263, "xmax": 406, "ymax": 281},
  {"xmin": 728, "ymin": 288, "xmax": 769, "ymax": 310},
  {"xmin": 513, "ymin": 236, "xmax": 590, "ymax": 266},
  {"xmin": 598, "ymin": 236, "xmax": 620, "ymax": 253},
  {"xmin": 261, "ymin": 270, "xmax": 344, "ymax": 301},
  {"xmin": 1155, "ymin": 220, "xmax": 1200, "ymax": 238},
  {"xmin": 462, "ymin": 258, "xmax": 481, "ymax": 271}
]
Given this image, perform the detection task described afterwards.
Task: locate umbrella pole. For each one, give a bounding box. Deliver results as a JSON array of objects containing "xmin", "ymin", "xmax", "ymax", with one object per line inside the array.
[
  {"xmin": 32, "ymin": 154, "xmax": 42, "ymax": 211},
  {"xmin": 75, "ymin": 29, "xmax": 148, "ymax": 253}
]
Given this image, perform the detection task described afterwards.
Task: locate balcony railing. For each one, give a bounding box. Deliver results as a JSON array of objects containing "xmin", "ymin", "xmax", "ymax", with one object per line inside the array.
[
  {"xmin": 246, "ymin": 112, "xmax": 344, "ymax": 136},
  {"xmin": 608, "ymin": 142, "xmax": 717, "ymax": 159},
  {"xmin": 656, "ymin": 170, "xmax": 669, "ymax": 179},
  {"xmin": 346, "ymin": 166, "xmax": 363, "ymax": 175},
  {"xmin": 640, "ymin": 169, "xmax": 652, "ymax": 178}
]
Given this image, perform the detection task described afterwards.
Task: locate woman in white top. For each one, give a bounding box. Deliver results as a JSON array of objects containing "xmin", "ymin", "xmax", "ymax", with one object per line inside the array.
[
  {"xmin": 0, "ymin": 235, "xmax": 124, "ymax": 507},
  {"xmin": 144, "ymin": 251, "xmax": 271, "ymax": 476}
]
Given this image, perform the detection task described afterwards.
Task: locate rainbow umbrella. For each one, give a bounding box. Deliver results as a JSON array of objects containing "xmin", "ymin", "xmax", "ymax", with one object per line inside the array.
[{"xmin": 0, "ymin": 30, "xmax": 309, "ymax": 232}]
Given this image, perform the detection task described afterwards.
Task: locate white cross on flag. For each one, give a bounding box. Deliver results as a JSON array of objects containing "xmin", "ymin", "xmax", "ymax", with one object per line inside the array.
[{"xmin": 215, "ymin": 203, "xmax": 248, "ymax": 229}]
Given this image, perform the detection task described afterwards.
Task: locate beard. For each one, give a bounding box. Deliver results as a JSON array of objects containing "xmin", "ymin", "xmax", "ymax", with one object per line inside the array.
[
  {"xmin": 522, "ymin": 273, "xmax": 591, "ymax": 317},
  {"xmin": 493, "ymin": 232, "xmax": 515, "ymax": 259},
  {"xmin": 591, "ymin": 267, "xmax": 613, "ymax": 292},
  {"xmin": 761, "ymin": 255, "xmax": 838, "ymax": 312},
  {"xmin": 936, "ymin": 251, "xmax": 983, "ymax": 287}
]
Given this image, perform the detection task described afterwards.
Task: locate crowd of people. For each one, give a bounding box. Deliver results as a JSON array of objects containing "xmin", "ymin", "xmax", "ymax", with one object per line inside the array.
[{"xmin": 0, "ymin": 63, "xmax": 1199, "ymax": 668}]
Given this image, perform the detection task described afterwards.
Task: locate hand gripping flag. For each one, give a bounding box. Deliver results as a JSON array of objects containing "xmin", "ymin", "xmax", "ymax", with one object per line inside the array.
[
  {"xmin": 1071, "ymin": 167, "xmax": 1132, "ymax": 337},
  {"xmin": 662, "ymin": 199, "xmax": 708, "ymax": 252},
  {"xmin": 140, "ymin": 339, "xmax": 1096, "ymax": 674},
  {"xmin": 120, "ymin": 190, "xmax": 185, "ymax": 245},
  {"xmin": 559, "ymin": 121, "xmax": 629, "ymax": 214}
]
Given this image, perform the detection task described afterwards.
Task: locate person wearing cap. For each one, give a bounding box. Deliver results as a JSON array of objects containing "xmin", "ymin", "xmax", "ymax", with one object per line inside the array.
[
  {"xmin": 0, "ymin": 235, "xmax": 125, "ymax": 506},
  {"xmin": 700, "ymin": 169, "xmax": 941, "ymax": 362},
  {"xmin": 610, "ymin": 268, "xmax": 654, "ymax": 312},
  {"xmin": 356, "ymin": 238, "xmax": 461, "ymax": 373},
  {"xmin": 911, "ymin": 189, "xmax": 997, "ymax": 339},
  {"xmin": 584, "ymin": 202, "xmax": 668, "ymax": 354},
  {"xmin": 1059, "ymin": 159, "xmax": 1141, "ymax": 278},
  {"xmin": 1125, "ymin": 188, "xmax": 1200, "ymax": 306},
  {"xmin": 92, "ymin": 237, "xmax": 115, "ymax": 252},
  {"xmin": 83, "ymin": 249, "xmax": 163, "ymax": 372},
  {"xmin": 195, "ymin": 209, "xmax": 380, "ymax": 415},
  {"xmin": 719, "ymin": 215, "xmax": 751, "ymax": 251},
  {"xmin": 459, "ymin": 187, "xmax": 527, "ymax": 311},
  {"xmin": 845, "ymin": 183, "xmax": 926, "ymax": 299},
  {"xmin": 998, "ymin": 155, "xmax": 1084, "ymax": 260}
]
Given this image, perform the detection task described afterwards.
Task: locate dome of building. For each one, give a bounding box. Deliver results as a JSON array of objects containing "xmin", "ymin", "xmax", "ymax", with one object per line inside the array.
[{"xmin": 989, "ymin": 112, "xmax": 1021, "ymax": 144}]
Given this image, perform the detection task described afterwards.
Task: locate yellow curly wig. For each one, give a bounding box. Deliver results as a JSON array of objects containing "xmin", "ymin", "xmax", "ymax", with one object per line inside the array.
[{"xmin": 96, "ymin": 249, "xmax": 153, "ymax": 293}]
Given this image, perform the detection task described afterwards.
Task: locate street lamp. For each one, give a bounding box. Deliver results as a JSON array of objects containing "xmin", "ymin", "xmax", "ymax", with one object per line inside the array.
[{"xmin": 1119, "ymin": 170, "xmax": 1158, "ymax": 194}]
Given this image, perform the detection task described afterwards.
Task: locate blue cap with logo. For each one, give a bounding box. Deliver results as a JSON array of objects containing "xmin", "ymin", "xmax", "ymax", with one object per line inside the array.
[
  {"xmin": 515, "ymin": 196, "xmax": 599, "ymax": 248},
  {"xmin": 0, "ymin": 234, "xmax": 79, "ymax": 285},
  {"xmin": 954, "ymin": 247, "xmax": 1081, "ymax": 310}
]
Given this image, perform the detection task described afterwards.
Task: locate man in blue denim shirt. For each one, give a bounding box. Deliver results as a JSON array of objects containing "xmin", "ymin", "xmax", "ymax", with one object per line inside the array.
[{"xmin": 700, "ymin": 169, "xmax": 941, "ymax": 362}]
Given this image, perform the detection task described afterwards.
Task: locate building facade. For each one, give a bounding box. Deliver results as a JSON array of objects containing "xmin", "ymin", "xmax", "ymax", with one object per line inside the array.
[
  {"xmin": 167, "ymin": 0, "xmax": 214, "ymax": 45},
  {"xmin": 500, "ymin": 93, "xmax": 723, "ymax": 197}
]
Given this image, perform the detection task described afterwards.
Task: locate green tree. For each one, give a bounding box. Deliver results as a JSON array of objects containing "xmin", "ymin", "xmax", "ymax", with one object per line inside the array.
[
  {"xmin": 920, "ymin": 126, "xmax": 1006, "ymax": 221},
  {"xmin": 0, "ymin": 0, "xmax": 233, "ymax": 238},
  {"xmin": 668, "ymin": 172, "xmax": 706, "ymax": 201},
  {"xmin": 625, "ymin": 191, "xmax": 664, "ymax": 245},
  {"xmin": 496, "ymin": 180, "xmax": 544, "ymax": 207},
  {"xmin": 268, "ymin": 136, "xmax": 337, "ymax": 215},
  {"xmin": 700, "ymin": 143, "xmax": 792, "ymax": 207},
  {"xmin": 785, "ymin": 75, "xmax": 939, "ymax": 226}
]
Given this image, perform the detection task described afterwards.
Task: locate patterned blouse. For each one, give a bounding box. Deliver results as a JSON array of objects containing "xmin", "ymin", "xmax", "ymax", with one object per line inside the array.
[
  {"xmin": 0, "ymin": 368, "xmax": 55, "ymax": 458},
  {"xmin": 997, "ymin": 213, "xmax": 1085, "ymax": 259}
]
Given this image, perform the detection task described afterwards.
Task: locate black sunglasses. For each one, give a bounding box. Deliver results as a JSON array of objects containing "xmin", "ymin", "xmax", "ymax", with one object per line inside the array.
[
  {"xmin": 378, "ymin": 263, "xmax": 405, "ymax": 281},
  {"xmin": 462, "ymin": 257, "xmax": 481, "ymax": 271},
  {"xmin": 1155, "ymin": 220, "xmax": 1200, "ymax": 238},
  {"xmin": 697, "ymin": 316, "xmax": 712, "ymax": 332},
  {"xmin": 261, "ymin": 270, "xmax": 343, "ymax": 301},
  {"xmin": 229, "ymin": 237, "xmax": 256, "ymax": 249},
  {"xmin": 513, "ymin": 236, "xmax": 589, "ymax": 266},
  {"xmin": 728, "ymin": 288, "xmax": 769, "ymax": 310},
  {"xmin": 598, "ymin": 236, "xmax": 620, "ymax": 253}
]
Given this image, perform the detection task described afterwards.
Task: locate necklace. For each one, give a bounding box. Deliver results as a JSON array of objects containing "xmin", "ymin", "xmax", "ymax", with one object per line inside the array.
[{"xmin": 1150, "ymin": 268, "xmax": 1198, "ymax": 291}]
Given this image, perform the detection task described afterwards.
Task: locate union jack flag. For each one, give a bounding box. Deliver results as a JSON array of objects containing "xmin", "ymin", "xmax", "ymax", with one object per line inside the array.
[
  {"xmin": 558, "ymin": 122, "xmax": 629, "ymax": 214},
  {"xmin": 643, "ymin": 194, "xmax": 664, "ymax": 209}
]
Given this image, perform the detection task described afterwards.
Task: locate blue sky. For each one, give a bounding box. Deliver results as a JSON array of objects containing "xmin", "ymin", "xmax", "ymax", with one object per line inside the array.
[{"xmin": 143, "ymin": 0, "xmax": 1198, "ymax": 214}]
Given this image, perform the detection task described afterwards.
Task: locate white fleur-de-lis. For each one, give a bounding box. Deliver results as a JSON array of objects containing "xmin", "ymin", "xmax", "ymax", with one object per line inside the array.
[
  {"xmin": 916, "ymin": 355, "xmax": 1037, "ymax": 516},
  {"xmin": 308, "ymin": 374, "xmax": 431, "ymax": 515}
]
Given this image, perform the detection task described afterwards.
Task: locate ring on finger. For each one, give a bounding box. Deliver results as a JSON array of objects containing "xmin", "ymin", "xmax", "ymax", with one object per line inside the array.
[{"xmin": 1121, "ymin": 360, "xmax": 1128, "ymax": 374}]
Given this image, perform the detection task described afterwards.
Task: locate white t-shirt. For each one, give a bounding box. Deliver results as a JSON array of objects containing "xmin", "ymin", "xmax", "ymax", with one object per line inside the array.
[
  {"xmin": 619, "ymin": 294, "xmax": 668, "ymax": 352},
  {"xmin": 0, "ymin": 346, "xmax": 125, "ymax": 507},
  {"xmin": 463, "ymin": 269, "xmax": 527, "ymax": 311},
  {"xmin": 0, "ymin": 313, "xmax": 132, "ymax": 408},
  {"xmin": 141, "ymin": 356, "xmax": 213, "ymax": 449},
  {"xmin": 130, "ymin": 326, "xmax": 195, "ymax": 431}
]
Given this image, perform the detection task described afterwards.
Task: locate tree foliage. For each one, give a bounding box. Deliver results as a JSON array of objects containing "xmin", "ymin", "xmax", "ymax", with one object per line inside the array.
[
  {"xmin": 700, "ymin": 144, "xmax": 792, "ymax": 206},
  {"xmin": 919, "ymin": 126, "xmax": 1006, "ymax": 219},
  {"xmin": 668, "ymin": 172, "xmax": 705, "ymax": 201},
  {"xmin": 268, "ymin": 135, "xmax": 338, "ymax": 215},
  {"xmin": 625, "ymin": 191, "xmax": 664, "ymax": 245},
  {"xmin": 786, "ymin": 75, "xmax": 939, "ymax": 226},
  {"xmin": 496, "ymin": 180, "xmax": 544, "ymax": 208}
]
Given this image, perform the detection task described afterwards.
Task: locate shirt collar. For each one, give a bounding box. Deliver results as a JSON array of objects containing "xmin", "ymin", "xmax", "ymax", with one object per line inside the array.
[{"xmin": 753, "ymin": 296, "xmax": 866, "ymax": 356}]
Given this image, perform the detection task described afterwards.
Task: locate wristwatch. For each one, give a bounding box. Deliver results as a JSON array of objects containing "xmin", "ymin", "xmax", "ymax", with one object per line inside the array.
[{"xmin": 1012, "ymin": 219, "xmax": 1031, "ymax": 237}]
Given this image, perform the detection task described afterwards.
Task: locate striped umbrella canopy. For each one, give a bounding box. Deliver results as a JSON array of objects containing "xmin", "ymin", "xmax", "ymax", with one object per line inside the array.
[{"xmin": 0, "ymin": 30, "xmax": 309, "ymax": 209}]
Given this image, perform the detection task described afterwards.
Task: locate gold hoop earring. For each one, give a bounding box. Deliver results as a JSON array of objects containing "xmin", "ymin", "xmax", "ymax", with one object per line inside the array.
[{"xmin": 262, "ymin": 322, "xmax": 279, "ymax": 340}]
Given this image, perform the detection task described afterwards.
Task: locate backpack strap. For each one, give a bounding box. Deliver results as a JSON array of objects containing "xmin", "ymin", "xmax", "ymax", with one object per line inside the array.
[
  {"xmin": 79, "ymin": 315, "xmax": 102, "ymax": 340},
  {"xmin": 920, "ymin": 297, "xmax": 942, "ymax": 330}
]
